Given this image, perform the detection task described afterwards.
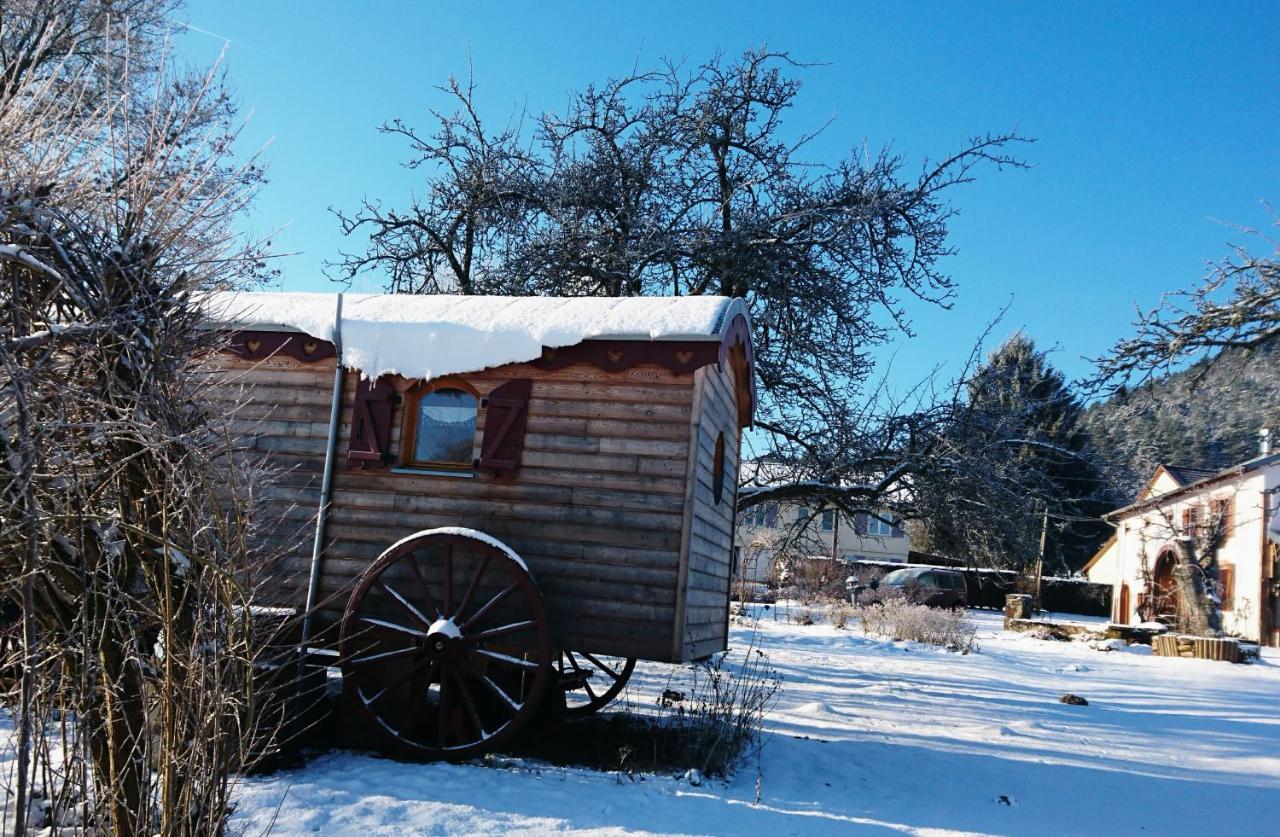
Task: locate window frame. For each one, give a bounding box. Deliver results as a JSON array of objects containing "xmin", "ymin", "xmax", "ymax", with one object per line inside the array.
[
  {"xmin": 865, "ymin": 514, "xmax": 894, "ymax": 537},
  {"xmin": 398, "ymin": 378, "xmax": 481, "ymax": 473}
]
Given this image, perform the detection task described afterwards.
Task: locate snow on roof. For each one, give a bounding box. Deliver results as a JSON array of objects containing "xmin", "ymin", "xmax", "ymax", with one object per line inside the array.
[{"xmin": 203, "ymin": 291, "xmax": 747, "ymax": 382}]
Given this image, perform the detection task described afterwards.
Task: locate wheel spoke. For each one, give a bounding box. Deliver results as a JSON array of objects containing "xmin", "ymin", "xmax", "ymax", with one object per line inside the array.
[
  {"xmin": 376, "ymin": 579, "xmax": 433, "ymax": 629},
  {"xmin": 460, "ymin": 619, "xmax": 537, "ymax": 645},
  {"xmin": 347, "ymin": 646, "xmax": 419, "ymax": 668},
  {"xmin": 453, "ymin": 554, "xmax": 491, "ymax": 621},
  {"xmin": 450, "ymin": 669, "xmax": 487, "ymax": 741},
  {"xmin": 460, "ymin": 657, "xmax": 522, "ymax": 714},
  {"xmin": 358, "ymin": 616, "xmax": 426, "ymax": 639},
  {"xmin": 470, "ymin": 648, "xmax": 539, "ymax": 671},
  {"xmin": 565, "ymin": 651, "xmax": 587, "ymax": 674},
  {"xmin": 459, "ymin": 582, "xmax": 519, "ymax": 632},
  {"xmin": 405, "ymin": 555, "xmax": 442, "ymax": 621},
  {"xmin": 581, "ymin": 652, "xmax": 622, "ymax": 681}
]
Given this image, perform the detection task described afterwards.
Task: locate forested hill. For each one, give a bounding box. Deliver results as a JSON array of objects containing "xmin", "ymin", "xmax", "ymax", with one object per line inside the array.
[{"xmin": 1083, "ymin": 343, "xmax": 1280, "ymax": 502}]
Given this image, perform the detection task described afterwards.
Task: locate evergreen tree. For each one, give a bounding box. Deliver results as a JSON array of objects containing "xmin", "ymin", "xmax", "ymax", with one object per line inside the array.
[{"xmin": 917, "ymin": 333, "xmax": 1108, "ymax": 573}]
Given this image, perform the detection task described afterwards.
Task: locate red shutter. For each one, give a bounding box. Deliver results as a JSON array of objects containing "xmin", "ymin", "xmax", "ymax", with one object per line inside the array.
[
  {"xmin": 854, "ymin": 513, "xmax": 868, "ymax": 535},
  {"xmin": 478, "ymin": 379, "xmax": 532, "ymax": 473},
  {"xmin": 347, "ymin": 376, "xmax": 395, "ymax": 468}
]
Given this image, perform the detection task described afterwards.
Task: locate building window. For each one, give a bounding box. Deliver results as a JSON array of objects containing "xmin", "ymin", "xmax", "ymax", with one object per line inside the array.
[
  {"xmin": 865, "ymin": 515, "xmax": 894, "ymax": 537},
  {"xmin": 745, "ymin": 503, "xmax": 779, "ymax": 528},
  {"xmin": 401, "ymin": 382, "xmax": 478, "ymax": 470},
  {"xmin": 1209, "ymin": 496, "xmax": 1234, "ymax": 541},
  {"xmin": 821, "ymin": 510, "xmax": 836, "ymax": 531}
]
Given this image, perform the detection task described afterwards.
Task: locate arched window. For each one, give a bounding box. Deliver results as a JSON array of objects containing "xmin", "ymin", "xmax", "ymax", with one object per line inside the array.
[{"xmin": 401, "ymin": 382, "xmax": 478, "ymax": 471}]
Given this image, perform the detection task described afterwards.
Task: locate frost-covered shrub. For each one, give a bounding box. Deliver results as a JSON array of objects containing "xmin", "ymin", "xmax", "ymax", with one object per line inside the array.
[
  {"xmin": 650, "ymin": 632, "xmax": 782, "ymax": 777},
  {"xmin": 859, "ymin": 601, "xmax": 977, "ymax": 652},
  {"xmin": 826, "ymin": 601, "xmax": 853, "ymax": 629}
]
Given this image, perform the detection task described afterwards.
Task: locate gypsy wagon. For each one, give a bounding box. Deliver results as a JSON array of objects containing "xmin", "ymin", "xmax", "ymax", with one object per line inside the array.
[{"xmin": 202, "ymin": 292, "xmax": 754, "ymax": 759}]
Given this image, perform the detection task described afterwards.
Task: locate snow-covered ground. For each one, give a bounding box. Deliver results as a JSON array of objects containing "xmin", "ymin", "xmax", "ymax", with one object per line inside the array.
[{"xmin": 8, "ymin": 609, "xmax": 1280, "ymax": 835}]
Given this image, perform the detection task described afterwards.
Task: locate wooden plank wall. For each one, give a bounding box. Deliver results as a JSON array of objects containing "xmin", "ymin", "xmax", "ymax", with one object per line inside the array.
[
  {"xmin": 200, "ymin": 355, "xmax": 335, "ymax": 607},
  {"xmin": 675, "ymin": 362, "xmax": 742, "ymax": 660}
]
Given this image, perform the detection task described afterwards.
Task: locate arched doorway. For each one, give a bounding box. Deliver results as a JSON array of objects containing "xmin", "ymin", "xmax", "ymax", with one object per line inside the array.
[{"xmin": 1150, "ymin": 548, "xmax": 1181, "ymax": 625}]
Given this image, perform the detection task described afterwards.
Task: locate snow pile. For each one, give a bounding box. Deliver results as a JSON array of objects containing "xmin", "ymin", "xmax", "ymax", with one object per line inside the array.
[{"xmin": 203, "ymin": 292, "xmax": 743, "ymax": 382}]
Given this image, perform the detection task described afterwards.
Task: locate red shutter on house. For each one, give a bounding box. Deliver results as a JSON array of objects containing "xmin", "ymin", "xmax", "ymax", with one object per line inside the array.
[
  {"xmin": 478, "ymin": 379, "xmax": 532, "ymax": 473},
  {"xmin": 347, "ymin": 376, "xmax": 395, "ymax": 468},
  {"xmin": 1218, "ymin": 564, "xmax": 1235, "ymax": 611},
  {"xmin": 854, "ymin": 513, "xmax": 868, "ymax": 535}
]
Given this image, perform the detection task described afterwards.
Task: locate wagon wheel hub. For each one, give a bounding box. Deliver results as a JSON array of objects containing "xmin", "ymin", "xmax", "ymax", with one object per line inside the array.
[{"xmin": 423, "ymin": 617, "xmax": 463, "ymax": 660}]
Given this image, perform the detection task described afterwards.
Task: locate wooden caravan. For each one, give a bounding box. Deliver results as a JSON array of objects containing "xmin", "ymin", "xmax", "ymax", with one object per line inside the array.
[{"xmin": 203, "ymin": 292, "xmax": 754, "ymax": 759}]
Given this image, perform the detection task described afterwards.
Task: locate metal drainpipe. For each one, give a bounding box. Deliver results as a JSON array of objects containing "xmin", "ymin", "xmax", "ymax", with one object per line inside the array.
[{"xmin": 299, "ymin": 292, "xmax": 344, "ymax": 655}]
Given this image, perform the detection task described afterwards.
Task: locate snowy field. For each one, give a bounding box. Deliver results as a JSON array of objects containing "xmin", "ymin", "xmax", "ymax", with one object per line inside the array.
[{"xmin": 7, "ymin": 609, "xmax": 1279, "ymax": 835}]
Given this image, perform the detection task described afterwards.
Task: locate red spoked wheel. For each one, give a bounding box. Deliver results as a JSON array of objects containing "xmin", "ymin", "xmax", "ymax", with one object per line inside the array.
[
  {"xmin": 556, "ymin": 651, "xmax": 636, "ymax": 716},
  {"xmin": 339, "ymin": 529, "xmax": 551, "ymax": 760}
]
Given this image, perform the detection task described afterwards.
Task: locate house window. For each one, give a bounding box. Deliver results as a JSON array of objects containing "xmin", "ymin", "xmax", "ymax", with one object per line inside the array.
[
  {"xmin": 821, "ymin": 510, "xmax": 836, "ymax": 531},
  {"xmin": 1181, "ymin": 505, "xmax": 1202, "ymax": 537},
  {"xmin": 1209, "ymin": 497, "xmax": 1234, "ymax": 541},
  {"xmin": 745, "ymin": 503, "xmax": 779, "ymax": 528},
  {"xmin": 866, "ymin": 515, "xmax": 894, "ymax": 537},
  {"xmin": 401, "ymin": 382, "xmax": 478, "ymax": 471}
]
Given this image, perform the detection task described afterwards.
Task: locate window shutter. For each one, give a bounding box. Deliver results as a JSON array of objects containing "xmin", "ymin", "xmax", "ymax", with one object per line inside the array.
[
  {"xmin": 1219, "ymin": 564, "xmax": 1235, "ymax": 611},
  {"xmin": 347, "ymin": 376, "xmax": 395, "ymax": 468},
  {"xmin": 854, "ymin": 513, "xmax": 868, "ymax": 536},
  {"xmin": 765, "ymin": 504, "xmax": 779, "ymax": 528},
  {"xmin": 891, "ymin": 517, "xmax": 904, "ymax": 538},
  {"xmin": 478, "ymin": 379, "xmax": 532, "ymax": 473}
]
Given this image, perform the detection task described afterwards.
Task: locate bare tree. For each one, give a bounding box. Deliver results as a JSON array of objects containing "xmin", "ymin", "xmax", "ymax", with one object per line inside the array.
[
  {"xmin": 1094, "ymin": 207, "xmax": 1279, "ymax": 388},
  {"xmin": 334, "ymin": 48, "xmax": 1031, "ymax": 533},
  {"xmin": 0, "ymin": 4, "xmax": 278, "ymax": 834}
]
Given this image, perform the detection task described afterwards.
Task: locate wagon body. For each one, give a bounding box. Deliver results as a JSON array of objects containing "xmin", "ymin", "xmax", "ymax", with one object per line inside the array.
[{"xmin": 203, "ymin": 292, "xmax": 754, "ymax": 665}]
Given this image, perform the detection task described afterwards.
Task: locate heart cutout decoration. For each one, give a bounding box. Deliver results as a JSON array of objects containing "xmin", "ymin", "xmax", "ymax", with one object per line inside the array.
[
  {"xmin": 675, "ymin": 351, "xmax": 694, "ymax": 365},
  {"xmin": 607, "ymin": 350, "xmax": 624, "ymax": 364},
  {"xmin": 303, "ymin": 341, "xmax": 318, "ymax": 355},
  {"xmin": 246, "ymin": 338, "xmax": 262, "ymax": 353}
]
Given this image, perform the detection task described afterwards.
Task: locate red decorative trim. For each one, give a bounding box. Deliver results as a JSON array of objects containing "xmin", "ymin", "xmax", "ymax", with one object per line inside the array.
[
  {"xmin": 716, "ymin": 313, "xmax": 756, "ymax": 428},
  {"xmin": 222, "ymin": 330, "xmax": 336, "ymax": 364},
  {"xmin": 531, "ymin": 340, "xmax": 720, "ymax": 376}
]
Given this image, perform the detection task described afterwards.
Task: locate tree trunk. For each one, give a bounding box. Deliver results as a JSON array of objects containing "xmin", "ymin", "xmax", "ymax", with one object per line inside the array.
[{"xmin": 1173, "ymin": 540, "xmax": 1222, "ymax": 636}]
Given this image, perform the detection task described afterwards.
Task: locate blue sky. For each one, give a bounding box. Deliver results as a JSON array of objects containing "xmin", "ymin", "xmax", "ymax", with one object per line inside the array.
[{"xmin": 177, "ymin": 1, "xmax": 1279, "ymax": 386}]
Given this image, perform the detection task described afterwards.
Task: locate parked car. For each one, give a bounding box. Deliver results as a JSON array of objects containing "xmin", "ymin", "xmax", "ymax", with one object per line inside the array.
[{"xmin": 848, "ymin": 567, "xmax": 968, "ymax": 609}]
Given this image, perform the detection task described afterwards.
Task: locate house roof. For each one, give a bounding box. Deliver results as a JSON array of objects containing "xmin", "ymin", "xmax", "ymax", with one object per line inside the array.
[
  {"xmin": 1162, "ymin": 465, "xmax": 1221, "ymax": 485},
  {"xmin": 1106, "ymin": 452, "xmax": 1280, "ymax": 521}
]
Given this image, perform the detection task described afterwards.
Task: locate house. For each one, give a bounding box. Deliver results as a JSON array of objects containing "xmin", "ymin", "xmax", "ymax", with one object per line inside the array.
[
  {"xmin": 1085, "ymin": 445, "xmax": 1280, "ymax": 646},
  {"xmin": 735, "ymin": 500, "xmax": 909, "ymax": 587}
]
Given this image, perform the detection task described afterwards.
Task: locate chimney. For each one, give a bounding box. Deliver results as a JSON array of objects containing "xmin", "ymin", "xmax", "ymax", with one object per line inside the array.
[{"xmin": 1261, "ymin": 427, "xmax": 1272, "ymax": 456}]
